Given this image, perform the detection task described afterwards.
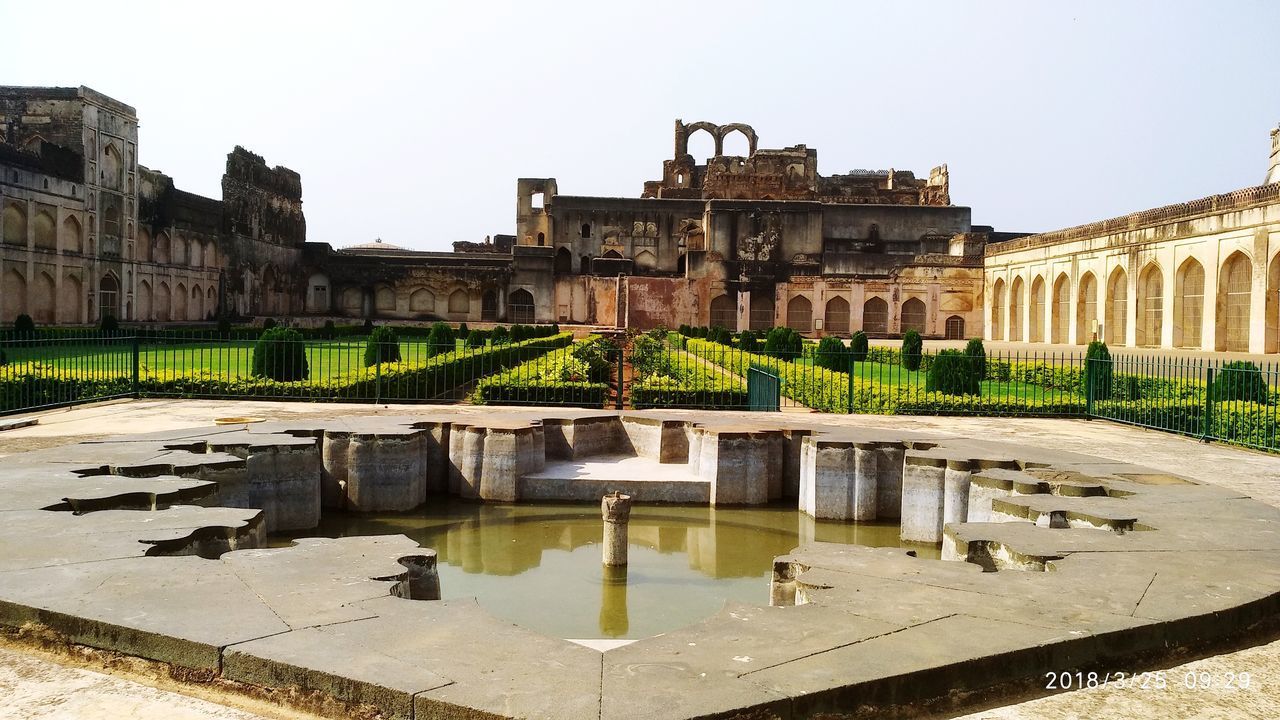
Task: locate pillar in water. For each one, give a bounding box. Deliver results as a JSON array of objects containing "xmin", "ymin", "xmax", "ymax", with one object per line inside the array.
[{"xmin": 602, "ymin": 492, "xmax": 633, "ymax": 566}]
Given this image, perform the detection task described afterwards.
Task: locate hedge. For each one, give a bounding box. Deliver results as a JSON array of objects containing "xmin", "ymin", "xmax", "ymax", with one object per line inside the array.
[
  {"xmin": 630, "ymin": 338, "xmax": 747, "ymax": 410},
  {"xmin": 471, "ymin": 337, "xmax": 611, "ymax": 408}
]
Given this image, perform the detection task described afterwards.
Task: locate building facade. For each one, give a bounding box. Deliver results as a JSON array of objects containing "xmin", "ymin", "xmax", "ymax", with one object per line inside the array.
[{"xmin": 983, "ymin": 126, "xmax": 1280, "ymax": 353}]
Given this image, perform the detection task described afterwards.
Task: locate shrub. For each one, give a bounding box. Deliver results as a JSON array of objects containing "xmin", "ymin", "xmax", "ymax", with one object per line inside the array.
[
  {"xmin": 363, "ymin": 318, "xmax": 374, "ymax": 333},
  {"xmin": 100, "ymin": 314, "xmax": 119, "ymax": 334},
  {"xmin": 457, "ymin": 323, "xmax": 469, "ymax": 336},
  {"xmin": 321, "ymin": 320, "xmax": 336, "ymax": 340},
  {"xmin": 426, "ymin": 322, "xmax": 455, "ymax": 356},
  {"xmin": 1210, "ymin": 361, "xmax": 1269, "ymax": 404},
  {"xmin": 13, "ymin": 314, "xmax": 34, "ymax": 337},
  {"xmin": 491, "ymin": 326, "xmax": 510, "ymax": 344},
  {"xmin": 708, "ymin": 326, "xmax": 733, "ymax": 345},
  {"xmin": 763, "ymin": 327, "xmax": 803, "ymax": 359},
  {"xmin": 964, "ymin": 338, "xmax": 987, "ymax": 381},
  {"xmin": 679, "ymin": 324, "xmax": 692, "ymax": 337},
  {"xmin": 466, "ymin": 329, "xmax": 488, "ymax": 348},
  {"xmin": 0, "ymin": 350, "xmax": 6, "ymax": 366},
  {"xmin": 1084, "ymin": 341, "xmax": 1112, "ymax": 400},
  {"xmin": 849, "ymin": 331, "xmax": 869, "ymax": 361},
  {"xmin": 251, "ymin": 327, "xmax": 309, "ymax": 381},
  {"xmin": 262, "ymin": 318, "xmax": 277, "ymax": 332},
  {"xmin": 926, "ymin": 350, "xmax": 980, "ymax": 396},
  {"xmin": 814, "ymin": 336, "xmax": 850, "ymax": 371},
  {"xmin": 364, "ymin": 326, "xmax": 402, "ymax": 367},
  {"xmin": 551, "ymin": 323, "xmax": 561, "ymax": 334},
  {"xmin": 739, "ymin": 330, "xmax": 760, "ymax": 352},
  {"xmin": 901, "ymin": 330, "xmax": 923, "ymax": 371}
]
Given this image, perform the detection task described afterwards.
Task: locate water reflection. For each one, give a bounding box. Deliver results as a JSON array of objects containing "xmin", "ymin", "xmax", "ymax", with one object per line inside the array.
[{"xmin": 276, "ymin": 499, "xmax": 937, "ymax": 639}]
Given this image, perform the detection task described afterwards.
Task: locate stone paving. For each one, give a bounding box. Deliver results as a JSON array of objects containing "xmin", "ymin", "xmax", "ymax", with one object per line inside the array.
[{"xmin": 0, "ymin": 399, "xmax": 1278, "ymax": 719}]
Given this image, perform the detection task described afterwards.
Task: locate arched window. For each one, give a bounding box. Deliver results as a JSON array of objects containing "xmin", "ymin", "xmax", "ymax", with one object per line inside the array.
[
  {"xmin": 191, "ymin": 284, "xmax": 204, "ymax": 321},
  {"xmin": 1077, "ymin": 273, "xmax": 1097, "ymax": 344},
  {"xmin": 990, "ymin": 278, "xmax": 1005, "ymax": 340},
  {"xmin": 100, "ymin": 275, "xmax": 120, "ymax": 322},
  {"xmin": 536, "ymin": 232, "xmax": 545, "ymax": 246},
  {"xmin": 33, "ymin": 211, "xmax": 56, "ymax": 250},
  {"xmin": 32, "ymin": 271, "xmax": 55, "ymax": 324},
  {"xmin": 448, "ymin": 289, "xmax": 470, "ymax": 315},
  {"xmin": 580, "ymin": 255, "xmax": 592, "ymax": 276},
  {"xmin": 710, "ymin": 294, "xmax": 736, "ymax": 330},
  {"xmin": 1008, "ymin": 277, "xmax": 1025, "ymax": 342},
  {"xmin": 154, "ymin": 232, "xmax": 171, "ymax": 265},
  {"xmin": 824, "ymin": 296, "xmax": 850, "ymax": 335},
  {"xmin": 901, "ymin": 297, "xmax": 926, "ymax": 334},
  {"xmin": 155, "ymin": 282, "xmax": 171, "ymax": 322},
  {"xmin": 786, "ymin": 295, "xmax": 812, "ymax": 332},
  {"xmin": 482, "ymin": 289, "xmax": 498, "ymax": 321},
  {"xmin": 1052, "ymin": 274, "xmax": 1070, "ymax": 344},
  {"xmin": 1106, "ymin": 268, "xmax": 1128, "ymax": 346},
  {"xmin": 863, "ymin": 296, "xmax": 889, "ymax": 334},
  {"xmin": 61, "ymin": 216, "xmax": 83, "ymax": 254},
  {"xmin": 944, "ymin": 315, "xmax": 965, "ymax": 340},
  {"xmin": 137, "ymin": 279, "xmax": 153, "ymax": 321},
  {"xmin": 340, "ymin": 288, "xmax": 363, "ymax": 314},
  {"xmin": 1029, "ymin": 277, "xmax": 1045, "ymax": 342},
  {"xmin": 5, "ymin": 268, "xmax": 27, "ymax": 316},
  {"xmin": 172, "ymin": 235, "xmax": 188, "ymax": 266},
  {"xmin": 410, "ymin": 288, "xmax": 435, "ymax": 314},
  {"xmin": 59, "ymin": 274, "xmax": 83, "ymax": 324},
  {"xmin": 721, "ymin": 128, "xmax": 751, "ymax": 156},
  {"xmin": 102, "ymin": 145, "xmax": 123, "ymax": 189},
  {"xmin": 375, "ymin": 286, "xmax": 396, "ymax": 312},
  {"xmin": 580, "ymin": 223, "xmax": 591, "ymax": 239},
  {"xmin": 174, "ymin": 282, "xmax": 188, "ymax": 321},
  {"xmin": 1219, "ymin": 252, "xmax": 1252, "ymax": 352},
  {"xmin": 508, "ymin": 289, "xmax": 534, "ymax": 324},
  {"xmin": 749, "ymin": 293, "xmax": 774, "ymax": 331},
  {"xmin": 189, "ymin": 239, "xmax": 203, "ymax": 268},
  {"xmin": 687, "ymin": 127, "xmax": 716, "ymax": 160},
  {"xmin": 1136, "ymin": 264, "xmax": 1163, "ymax": 347},
  {"xmin": 2, "ymin": 203, "xmax": 26, "ymax": 246}
]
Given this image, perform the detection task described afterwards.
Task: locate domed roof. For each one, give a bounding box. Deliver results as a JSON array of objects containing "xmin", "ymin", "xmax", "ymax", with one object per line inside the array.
[{"xmin": 343, "ymin": 238, "xmax": 407, "ymax": 252}]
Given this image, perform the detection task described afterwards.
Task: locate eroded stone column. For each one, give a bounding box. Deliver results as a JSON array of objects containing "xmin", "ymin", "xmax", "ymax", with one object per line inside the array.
[
  {"xmin": 943, "ymin": 460, "xmax": 973, "ymax": 527},
  {"xmin": 875, "ymin": 444, "xmax": 905, "ymax": 519},
  {"xmin": 391, "ymin": 552, "xmax": 441, "ymax": 601},
  {"xmin": 900, "ymin": 456, "xmax": 946, "ymax": 543},
  {"xmin": 852, "ymin": 443, "xmax": 878, "ymax": 521},
  {"xmin": 602, "ymin": 492, "xmax": 633, "ymax": 566}
]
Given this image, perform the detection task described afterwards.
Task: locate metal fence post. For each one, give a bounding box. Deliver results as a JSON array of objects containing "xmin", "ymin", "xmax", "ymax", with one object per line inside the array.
[
  {"xmin": 375, "ymin": 350, "xmax": 382, "ymax": 406},
  {"xmin": 131, "ymin": 334, "xmax": 140, "ymax": 397},
  {"xmin": 1084, "ymin": 357, "xmax": 1094, "ymax": 418},
  {"xmin": 615, "ymin": 345, "xmax": 624, "ymax": 410},
  {"xmin": 1202, "ymin": 367, "xmax": 1215, "ymax": 442},
  {"xmin": 847, "ymin": 356, "xmax": 855, "ymax": 414}
]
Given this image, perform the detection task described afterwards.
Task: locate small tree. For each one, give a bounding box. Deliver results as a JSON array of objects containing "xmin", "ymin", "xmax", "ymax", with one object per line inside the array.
[
  {"xmin": 739, "ymin": 330, "xmax": 760, "ymax": 352},
  {"xmin": 491, "ymin": 325, "xmax": 509, "ymax": 344},
  {"xmin": 901, "ymin": 330, "xmax": 923, "ymax": 371},
  {"xmin": 457, "ymin": 322, "xmax": 469, "ymax": 336},
  {"xmin": 100, "ymin": 314, "xmax": 119, "ymax": 334},
  {"xmin": 364, "ymin": 325, "xmax": 402, "ymax": 366},
  {"xmin": 1210, "ymin": 361, "xmax": 1268, "ymax": 404},
  {"xmin": 764, "ymin": 327, "xmax": 802, "ymax": 359},
  {"xmin": 964, "ymin": 338, "xmax": 987, "ymax": 381},
  {"xmin": 814, "ymin": 336, "xmax": 850, "ymax": 371},
  {"xmin": 679, "ymin": 324, "xmax": 692, "ymax": 337},
  {"xmin": 466, "ymin": 329, "xmax": 487, "ymax": 348},
  {"xmin": 252, "ymin": 327, "xmax": 309, "ymax": 382},
  {"xmin": 363, "ymin": 318, "xmax": 375, "ymax": 333},
  {"xmin": 849, "ymin": 331, "xmax": 869, "ymax": 361},
  {"xmin": 1084, "ymin": 341, "xmax": 1112, "ymax": 400},
  {"xmin": 217, "ymin": 315, "xmax": 232, "ymax": 338},
  {"xmin": 426, "ymin": 322, "xmax": 455, "ymax": 356},
  {"xmin": 13, "ymin": 313, "xmax": 34, "ymax": 338},
  {"xmin": 708, "ymin": 326, "xmax": 732, "ymax": 345},
  {"xmin": 321, "ymin": 319, "xmax": 336, "ymax": 340},
  {"xmin": 926, "ymin": 349, "xmax": 980, "ymax": 396},
  {"xmin": 262, "ymin": 318, "xmax": 277, "ymax": 331}
]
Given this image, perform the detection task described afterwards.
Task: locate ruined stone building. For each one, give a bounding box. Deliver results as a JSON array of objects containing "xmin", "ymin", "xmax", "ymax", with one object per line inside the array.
[
  {"xmin": 0, "ymin": 86, "xmax": 305, "ymax": 325},
  {"xmin": 983, "ymin": 124, "xmax": 1280, "ymax": 353},
  {"xmin": 301, "ymin": 120, "xmax": 1003, "ymax": 338}
]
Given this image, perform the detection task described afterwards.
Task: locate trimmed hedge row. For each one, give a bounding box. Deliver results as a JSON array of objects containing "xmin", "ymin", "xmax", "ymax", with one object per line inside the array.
[
  {"xmin": 1094, "ymin": 398, "xmax": 1280, "ymax": 450},
  {"xmin": 630, "ymin": 337, "xmax": 747, "ymax": 410},
  {"xmin": 470, "ymin": 337, "xmax": 611, "ymax": 408}
]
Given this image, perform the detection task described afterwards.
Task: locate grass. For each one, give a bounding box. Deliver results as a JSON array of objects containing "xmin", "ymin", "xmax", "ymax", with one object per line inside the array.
[{"xmin": 790, "ymin": 356, "xmax": 1081, "ymax": 402}]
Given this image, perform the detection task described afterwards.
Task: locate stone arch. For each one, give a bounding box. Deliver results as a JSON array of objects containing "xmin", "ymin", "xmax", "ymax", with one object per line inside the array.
[
  {"xmin": 61, "ymin": 215, "xmax": 83, "ymax": 254},
  {"xmin": 683, "ymin": 121, "xmax": 719, "ymax": 159},
  {"xmin": 1029, "ymin": 276, "xmax": 1045, "ymax": 342},
  {"xmin": 990, "ymin": 278, "xmax": 1005, "ymax": 341},
  {"xmin": 173, "ymin": 235, "xmax": 188, "ymax": 266},
  {"xmin": 136, "ymin": 228, "xmax": 151, "ymax": 262},
  {"xmin": 603, "ymin": 249, "xmax": 623, "ymax": 260},
  {"xmin": 59, "ymin": 273, "xmax": 83, "ymax": 324},
  {"xmin": 2, "ymin": 203, "xmax": 26, "ymax": 246},
  {"xmin": 554, "ymin": 247, "xmax": 572, "ymax": 273},
  {"xmin": 635, "ymin": 249, "xmax": 657, "ymax": 270},
  {"xmin": 448, "ymin": 289, "xmax": 470, "ymax": 316},
  {"xmin": 1076, "ymin": 272, "xmax": 1098, "ymax": 344},
  {"xmin": 1269, "ymin": 254, "xmax": 1280, "ymax": 353},
  {"xmin": 189, "ymin": 239, "xmax": 203, "ymax": 268},
  {"xmin": 372, "ymin": 285, "xmax": 395, "ymax": 314},
  {"xmin": 99, "ymin": 273, "xmax": 120, "ymax": 322},
  {"xmin": 508, "ymin": 288, "xmax": 534, "ymax": 324},
  {"xmin": 305, "ymin": 273, "xmax": 329, "ymax": 314},
  {"xmin": 825, "ymin": 296, "xmax": 851, "ymax": 335},
  {"xmin": 154, "ymin": 232, "xmax": 170, "ymax": 265},
  {"xmin": 482, "ymin": 289, "xmax": 499, "ymax": 321},
  {"xmin": 710, "ymin": 294, "xmax": 736, "ymax": 330},
  {"xmin": 191, "ymin": 284, "xmax": 204, "ymax": 321},
  {"xmin": 102, "ymin": 143, "xmax": 123, "ymax": 189},
  {"xmin": 174, "ymin": 282, "xmax": 188, "ymax": 321},
  {"xmin": 340, "ymin": 287, "xmax": 363, "ymax": 316},
  {"xmin": 944, "ymin": 315, "xmax": 966, "ymax": 340},
  {"xmin": 203, "ymin": 241, "xmax": 217, "ymax": 267},
  {"xmin": 863, "ymin": 296, "xmax": 889, "ymax": 334},
  {"xmin": 137, "ymin": 279, "xmax": 153, "ymax": 321},
  {"xmin": 155, "ymin": 281, "xmax": 172, "ymax": 321},
  {"xmin": 786, "ymin": 295, "xmax": 812, "ymax": 333},
  {"xmin": 1009, "ymin": 276, "xmax": 1025, "ymax": 342},
  {"xmin": 207, "ymin": 286, "xmax": 217, "ymax": 316},
  {"xmin": 901, "ymin": 297, "xmax": 926, "ymax": 334},
  {"xmin": 409, "ymin": 288, "xmax": 435, "ymax": 314},
  {"xmin": 1136, "ymin": 263, "xmax": 1164, "ymax": 347},
  {"xmin": 1217, "ymin": 251, "xmax": 1252, "ymax": 352},
  {"xmin": 33, "ymin": 211, "xmax": 56, "ymax": 250},
  {"xmin": 749, "ymin": 293, "xmax": 774, "ymax": 331},
  {"xmin": 32, "ymin": 270, "xmax": 56, "ymax": 324},
  {"xmin": 1052, "ymin": 273, "xmax": 1071, "ymax": 344},
  {"xmin": 1106, "ymin": 267, "xmax": 1128, "ymax": 346},
  {"xmin": 5, "ymin": 268, "xmax": 27, "ymax": 318},
  {"xmin": 717, "ymin": 123, "xmax": 758, "ymax": 156}
]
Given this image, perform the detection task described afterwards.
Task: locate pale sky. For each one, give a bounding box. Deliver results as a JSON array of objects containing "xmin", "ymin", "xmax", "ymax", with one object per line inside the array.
[{"xmin": 7, "ymin": 0, "xmax": 1279, "ymax": 250}]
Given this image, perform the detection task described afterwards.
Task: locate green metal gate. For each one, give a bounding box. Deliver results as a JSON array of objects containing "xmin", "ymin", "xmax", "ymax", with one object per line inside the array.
[{"xmin": 747, "ymin": 366, "xmax": 781, "ymax": 412}]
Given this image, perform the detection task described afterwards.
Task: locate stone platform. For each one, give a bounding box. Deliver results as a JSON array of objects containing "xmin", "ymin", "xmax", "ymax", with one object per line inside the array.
[{"xmin": 1, "ymin": 406, "xmax": 1279, "ymax": 719}]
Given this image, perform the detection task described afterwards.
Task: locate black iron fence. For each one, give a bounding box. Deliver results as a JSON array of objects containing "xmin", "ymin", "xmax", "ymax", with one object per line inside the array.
[{"xmin": 3, "ymin": 329, "xmax": 1279, "ymax": 453}]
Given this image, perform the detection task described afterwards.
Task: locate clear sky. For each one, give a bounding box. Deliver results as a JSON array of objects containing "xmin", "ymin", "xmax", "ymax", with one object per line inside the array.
[{"xmin": 7, "ymin": 0, "xmax": 1279, "ymax": 250}]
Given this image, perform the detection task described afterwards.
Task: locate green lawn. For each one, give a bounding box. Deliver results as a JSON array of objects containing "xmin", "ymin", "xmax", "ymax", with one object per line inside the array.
[{"xmin": 789, "ymin": 356, "xmax": 1080, "ymax": 402}]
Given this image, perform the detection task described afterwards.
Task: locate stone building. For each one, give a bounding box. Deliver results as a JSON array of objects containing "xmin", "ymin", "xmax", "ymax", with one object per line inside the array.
[
  {"xmin": 983, "ymin": 125, "xmax": 1280, "ymax": 353},
  {"xmin": 0, "ymin": 85, "xmax": 305, "ymax": 325}
]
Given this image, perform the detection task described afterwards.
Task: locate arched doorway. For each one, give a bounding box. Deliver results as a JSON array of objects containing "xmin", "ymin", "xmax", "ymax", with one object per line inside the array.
[
  {"xmin": 1008, "ymin": 277, "xmax": 1024, "ymax": 342},
  {"xmin": 1029, "ymin": 277, "xmax": 1045, "ymax": 342},
  {"xmin": 944, "ymin": 315, "xmax": 965, "ymax": 340},
  {"xmin": 509, "ymin": 289, "xmax": 535, "ymax": 323},
  {"xmin": 1052, "ymin": 274, "xmax": 1070, "ymax": 343},
  {"xmin": 1218, "ymin": 252, "xmax": 1252, "ymax": 352},
  {"xmin": 990, "ymin": 278, "xmax": 1005, "ymax": 340},
  {"xmin": 748, "ymin": 293, "xmax": 774, "ymax": 331},
  {"xmin": 99, "ymin": 274, "xmax": 120, "ymax": 322},
  {"xmin": 863, "ymin": 297, "xmax": 888, "ymax": 334},
  {"xmin": 901, "ymin": 297, "xmax": 926, "ymax": 334},
  {"xmin": 824, "ymin": 296, "xmax": 850, "ymax": 335},
  {"xmin": 1136, "ymin": 264, "xmax": 1163, "ymax": 347},
  {"xmin": 554, "ymin": 247, "xmax": 572, "ymax": 274},
  {"xmin": 1106, "ymin": 268, "xmax": 1128, "ymax": 346},
  {"xmin": 786, "ymin": 295, "xmax": 812, "ymax": 332},
  {"xmin": 1076, "ymin": 273, "xmax": 1097, "ymax": 344},
  {"xmin": 710, "ymin": 294, "xmax": 736, "ymax": 330},
  {"xmin": 481, "ymin": 290, "xmax": 498, "ymax": 321}
]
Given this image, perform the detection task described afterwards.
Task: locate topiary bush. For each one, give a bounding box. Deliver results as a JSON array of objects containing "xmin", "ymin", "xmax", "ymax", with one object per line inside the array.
[
  {"xmin": 708, "ymin": 326, "xmax": 733, "ymax": 345},
  {"xmin": 426, "ymin": 322, "xmax": 455, "ymax": 356},
  {"xmin": 901, "ymin": 330, "xmax": 923, "ymax": 371},
  {"xmin": 364, "ymin": 325, "xmax": 402, "ymax": 367},
  {"xmin": 363, "ymin": 318, "xmax": 375, "ymax": 333},
  {"xmin": 739, "ymin": 330, "xmax": 760, "ymax": 352},
  {"xmin": 217, "ymin": 315, "xmax": 232, "ymax": 338},
  {"xmin": 964, "ymin": 338, "xmax": 987, "ymax": 381},
  {"xmin": 466, "ymin": 329, "xmax": 487, "ymax": 348},
  {"xmin": 100, "ymin": 314, "xmax": 119, "ymax": 334},
  {"xmin": 511, "ymin": 324, "xmax": 529, "ymax": 343},
  {"xmin": 457, "ymin": 323, "xmax": 469, "ymax": 337},
  {"xmin": 262, "ymin": 318, "xmax": 277, "ymax": 332},
  {"xmin": 1084, "ymin": 341, "xmax": 1112, "ymax": 400},
  {"xmin": 814, "ymin": 336, "xmax": 850, "ymax": 371},
  {"xmin": 321, "ymin": 319, "xmax": 336, "ymax": 340},
  {"xmin": 678, "ymin": 324, "xmax": 692, "ymax": 337},
  {"xmin": 491, "ymin": 326, "xmax": 509, "ymax": 345},
  {"xmin": 926, "ymin": 349, "xmax": 980, "ymax": 396},
  {"xmin": 1210, "ymin": 361, "xmax": 1269, "ymax": 404},
  {"xmin": 251, "ymin": 327, "xmax": 309, "ymax": 381},
  {"xmin": 849, "ymin": 331, "xmax": 869, "ymax": 361},
  {"xmin": 764, "ymin": 327, "xmax": 803, "ymax": 359},
  {"xmin": 13, "ymin": 314, "xmax": 34, "ymax": 338}
]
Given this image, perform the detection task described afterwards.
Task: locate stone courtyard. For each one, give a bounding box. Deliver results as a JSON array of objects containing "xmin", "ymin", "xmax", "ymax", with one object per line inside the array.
[{"xmin": 0, "ymin": 399, "xmax": 1277, "ymax": 719}]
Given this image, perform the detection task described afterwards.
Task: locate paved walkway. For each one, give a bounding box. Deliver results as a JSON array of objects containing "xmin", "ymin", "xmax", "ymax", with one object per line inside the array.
[{"xmin": 1, "ymin": 399, "xmax": 1278, "ymax": 719}]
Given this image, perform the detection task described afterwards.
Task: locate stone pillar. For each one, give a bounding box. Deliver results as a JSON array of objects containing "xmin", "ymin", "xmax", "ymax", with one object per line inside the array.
[
  {"xmin": 942, "ymin": 460, "xmax": 972, "ymax": 527},
  {"xmin": 900, "ymin": 456, "xmax": 946, "ymax": 543},
  {"xmin": 851, "ymin": 443, "xmax": 878, "ymax": 521},
  {"xmin": 602, "ymin": 492, "xmax": 632, "ymax": 566},
  {"xmin": 392, "ymin": 552, "xmax": 441, "ymax": 601},
  {"xmin": 874, "ymin": 444, "xmax": 905, "ymax": 519}
]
